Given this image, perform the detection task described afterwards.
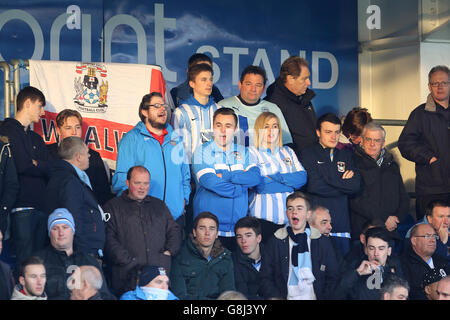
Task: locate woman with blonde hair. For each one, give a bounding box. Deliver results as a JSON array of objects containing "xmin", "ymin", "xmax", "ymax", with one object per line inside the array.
[{"xmin": 249, "ymin": 112, "xmax": 307, "ymax": 240}]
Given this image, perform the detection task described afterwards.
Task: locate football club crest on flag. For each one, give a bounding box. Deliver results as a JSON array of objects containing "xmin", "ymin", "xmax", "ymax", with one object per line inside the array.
[
  {"xmin": 233, "ymin": 151, "xmax": 242, "ymax": 161},
  {"xmin": 74, "ymin": 62, "xmax": 109, "ymax": 113},
  {"xmin": 337, "ymin": 161, "xmax": 346, "ymax": 173},
  {"xmin": 284, "ymin": 157, "xmax": 292, "ymax": 166}
]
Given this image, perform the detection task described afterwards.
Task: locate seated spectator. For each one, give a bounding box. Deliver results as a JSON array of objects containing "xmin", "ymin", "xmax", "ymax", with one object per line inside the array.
[
  {"xmin": 11, "ymin": 256, "xmax": 47, "ymax": 300},
  {"xmin": 308, "ymin": 206, "xmax": 333, "ymax": 238},
  {"xmin": 260, "ymin": 191, "xmax": 339, "ymax": 300},
  {"xmin": 423, "ymin": 267, "xmax": 448, "ymax": 300},
  {"xmin": 338, "ymin": 107, "xmax": 372, "ymax": 151},
  {"xmin": 120, "ymin": 266, "xmax": 178, "ymax": 300},
  {"xmin": 380, "ymin": 274, "xmax": 409, "ymax": 300},
  {"xmin": 67, "ymin": 265, "xmax": 103, "ymax": 300},
  {"xmin": 405, "ymin": 200, "xmax": 449, "ymax": 264},
  {"xmin": 400, "ymin": 223, "xmax": 450, "ymax": 300},
  {"xmin": 170, "ymin": 212, "xmax": 235, "ymax": 300},
  {"xmin": 248, "ymin": 112, "xmax": 307, "ymax": 241},
  {"xmin": 217, "ymin": 290, "xmax": 247, "ymax": 300},
  {"xmin": 436, "ymin": 276, "xmax": 450, "ymax": 300},
  {"xmin": 104, "ymin": 165, "xmax": 181, "ymax": 296},
  {"xmin": 0, "ymin": 230, "xmax": 14, "ymax": 300},
  {"xmin": 232, "ymin": 217, "xmax": 264, "ymax": 300},
  {"xmin": 334, "ymin": 227, "xmax": 405, "ymax": 300},
  {"xmin": 35, "ymin": 208, "xmax": 115, "ymax": 300}
]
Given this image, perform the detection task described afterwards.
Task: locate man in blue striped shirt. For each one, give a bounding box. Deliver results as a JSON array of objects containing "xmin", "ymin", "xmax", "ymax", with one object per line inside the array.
[{"xmin": 172, "ymin": 63, "xmax": 221, "ymax": 163}]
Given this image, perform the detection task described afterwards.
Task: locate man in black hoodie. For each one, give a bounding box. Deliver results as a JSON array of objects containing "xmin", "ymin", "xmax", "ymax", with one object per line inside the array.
[
  {"xmin": 265, "ymin": 56, "xmax": 317, "ymax": 157},
  {"xmin": 0, "ymin": 86, "xmax": 49, "ymax": 264}
]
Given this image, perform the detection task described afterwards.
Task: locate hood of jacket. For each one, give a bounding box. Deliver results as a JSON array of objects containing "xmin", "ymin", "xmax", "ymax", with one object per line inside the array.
[
  {"xmin": 274, "ymin": 225, "xmax": 322, "ymax": 241},
  {"xmin": 11, "ymin": 285, "xmax": 47, "ymax": 300}
]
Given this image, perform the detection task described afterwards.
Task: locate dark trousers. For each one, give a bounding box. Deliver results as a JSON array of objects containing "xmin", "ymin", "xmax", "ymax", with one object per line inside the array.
[
  {"xmin": 11, "ymin": 209, "xmax": 48, "ymax": 264},
  {"xmin": 416, "ymin": 193, "xmax": 450, "ymax": 221}
]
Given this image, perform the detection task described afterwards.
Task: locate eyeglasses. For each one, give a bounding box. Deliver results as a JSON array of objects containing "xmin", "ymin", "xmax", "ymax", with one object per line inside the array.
[
  {"xmin": 413, "ymin": 234, "xmax": 439, "ymax": 240},
  {"xmin": 363, "ymin": 137, "xmax": 384, "ymax": 144},
  {"xmin": 143, "ymin": 103, "xmax": 168, "ymax": 109},
  {"xmin": 429, "ymin": 81, "xmax": 450, "ymax": 87}
]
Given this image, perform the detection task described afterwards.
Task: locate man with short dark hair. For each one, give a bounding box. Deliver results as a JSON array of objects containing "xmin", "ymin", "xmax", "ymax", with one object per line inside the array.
[
  {"xmin": 11, "ymin": 256, "xmax": 47, "ymax": 300},
  {"xmin": 334, "ymin": 227, "xmax": 404, "ymax": 300},
  {"xmin": 232, "ymin": 216, "xmax": 264, "ymax": 300},
  {"xmin": 260, "ymin": 192, "xmax": 340, "ymax": 300},
  {"xmin": 192, "ymin": 108, "xmax": 261, "ymax": 250},
  {"xmin": 0, "ymin": 86, "xmax": 50, "ymax": 263},
  {"xmin": 47, "ymin": 109, "xmax": 113, "ymax": 205},
  {"xmin": 299, "ymin": 113, "xmax": 361, "ymax": 256},
  {"xmin": 104, "ymin": 165, "xmax": 182, "ymax": 296},
  {"xmin": 380, "ymin": 274, "xmax": 409, "ymax": 300},
  {"xmin": 398, "ymin": 65, "xmax": 450, "ymax": 221},
  {"xmin": 401, "ymin": 223, "xmax": 450, "ymax": 300},
  {"xmin": 265, "ymin": 56, "xmax": 317, "ymax": 156},
  {"xmin": 45, "ymin": 136, "xmax": 107, "ymax": 259},
  {"xmin": 170, "ymin": 53, "xmax": 223, "ymax": 108},
  {"xmin": 170, "ymin": 212, "xmax": 235, "ymax": 300},
  {"xmin": 112, "ymin": 92, "xmax": 191, "ymax": 228},
  {"xmin": 219, "ymin": 65, "xmax": 292, "ymax": 147}
]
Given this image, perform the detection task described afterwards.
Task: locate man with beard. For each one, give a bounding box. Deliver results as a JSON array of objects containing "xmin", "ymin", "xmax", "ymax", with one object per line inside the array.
[{"xmin": 112, "ymin": 92, "xmax": 191, "ymax": 229}]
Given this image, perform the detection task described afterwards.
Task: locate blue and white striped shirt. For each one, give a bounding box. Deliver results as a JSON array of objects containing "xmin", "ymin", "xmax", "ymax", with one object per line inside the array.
[
  {"xmin": 249, "ymin": 146, "xmax": 307, "ymax": 225},
  {"xmin": 171, "ymin": 95, "xmax": 221, "ymax": 163}
]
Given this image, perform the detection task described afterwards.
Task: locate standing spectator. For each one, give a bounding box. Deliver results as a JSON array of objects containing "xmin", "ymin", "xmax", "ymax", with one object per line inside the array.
[
  {"xmin": 45, "ymin": 137, "xmax": 107, "ymax": 259},
  {"xmin": 11, "ymin": 256, "xmax": 47, "ymax": 300},
  {"xmin": 299, "ymin": 113, "xmax": 361, "ymax": 256},
  {"xmin": 232, "ymin": 217, "xmax": 264, "ymax": 300},
  {"xmin": 219, "ymin": 65, "xmax": 292, "ymax": 147},
  {"xmin": 0, "ymin": 86, "xmax": 50, "ymax": 264},
  {"xmin": 350, "ymin": 122, "xmax": 410, "ymax": 239},
  {"xmin": 67, "ymin": 265, "xmax": 103, "ymax": 300},
  {"xmin": 0, "ymin": 230, "xmax": 14, "ymax": 300},
  {"xmin": 380, "ymin": 274, "xmax": 409, "ymax": 300},
  {"xmin": 170, "ymin": 53, "xmax": 223, "ymax": 109},
  {"xmin": 170, "ymin": 212, "xmax": 235, "ymax": 300},
  {"xmin": 400, "ymin": 223, "xmax": 450, "ymax": 300},
  {"xmin": 248, "ymin": 112, "xmax": 307, "ymax": 240},
  {"xmin": 260, "ymin": 192, "xmax": 340, "ymax": 300},
  {"xmin": 47, "ymin": 109, "xmax": 113, "ymax": 206},
  {"xmin": 120, "ymin": 266, "xmax": 178, "ymax": 300},
  {"xmin": 172, "ymin": 63, "xmax": 222, "ymax": 162},
  {"xmin": 0, "ymin": 135, "xmax": 19, "ymax": 236},
  {"xmin": 35, "ymin": 208, "xmax": 114, "ymax": 300},
  {"xmin": 338, "ymin": 107, "xmax": 372, "ymax": 151},
  {"xmin": 265, "ymin": 56, "xmax": 317, "ymax": 157},
  {"xmin": 192, "ymin": 108, "xmax": 261, "ymax": 250},
  {"xmin": 398, "ymin": 65, "xmax": 450, "ymax": 221},
  {"xmin": 104, "ymin": 166, "xmax": 181, "ymax": 296},
  {"xmin": 112, "ymin": 92, "xmax": 190, "ymax": 228}
]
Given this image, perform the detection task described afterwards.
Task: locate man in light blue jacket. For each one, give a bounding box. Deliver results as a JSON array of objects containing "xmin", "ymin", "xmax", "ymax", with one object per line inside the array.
[{"xmin": 112, "ymin": 92, "xmax": 191, "ymax": 228}]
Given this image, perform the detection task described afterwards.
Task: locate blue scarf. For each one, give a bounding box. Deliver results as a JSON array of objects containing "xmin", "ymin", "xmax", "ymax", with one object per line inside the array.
[
  {"xmin": 287, "ymin": 227, "xmax": 315, "ymax": 287},
  {"xmin": 287, "ymin": 226, "xmax": 308, "ymax": 267}
]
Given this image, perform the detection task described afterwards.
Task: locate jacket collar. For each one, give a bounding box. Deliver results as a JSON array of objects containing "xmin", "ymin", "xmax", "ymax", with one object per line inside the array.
[
  {"xmin": 274, "ymin": 77, "xmax": 316, "ymax": 106},
  {"xmin": 188, "ymin": 233, "xmax": 226, "ymax": 259},
  {"xmin": 274, "ymin": 225, "xmax": 321, "ymax": 240},
  {"xmin": 425, "ymin": 93, "xmax": 449, "ymax": 112}
]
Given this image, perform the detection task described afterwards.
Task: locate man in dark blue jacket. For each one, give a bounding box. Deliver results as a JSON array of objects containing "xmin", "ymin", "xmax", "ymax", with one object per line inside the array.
[
  {"xmin": 45, "ymin": 136, "xmax": 106, "ymax": 261},
  {"xmin": 260, "ymin": 191, "xmax": 339, "ymax": 300},
  {"xmin": 299, "ymin": 113, "xmax": 361, "ymax": 257},
  {"xmin": 0, "ymin": 86, "xmax": 50, "ymax": 264}
]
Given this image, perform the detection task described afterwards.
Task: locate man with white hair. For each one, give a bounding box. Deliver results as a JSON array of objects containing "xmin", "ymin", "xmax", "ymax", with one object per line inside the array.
[
  {"xmin": 436, "ymin": 276, "xmax": 450, "ymax": 300},
  {"xmin": 68, "ymin": 265, "xmax": 103, "ymax": 300}
]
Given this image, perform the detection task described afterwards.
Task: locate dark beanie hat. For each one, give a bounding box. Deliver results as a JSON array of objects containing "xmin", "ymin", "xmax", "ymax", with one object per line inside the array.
[
  {"xmin": 139, "ymin": 266, "xmax": 167, "ymax": 286},
  {"xmin": 423, "ymin": 267, "xmax": 447, "ymax": 287}
]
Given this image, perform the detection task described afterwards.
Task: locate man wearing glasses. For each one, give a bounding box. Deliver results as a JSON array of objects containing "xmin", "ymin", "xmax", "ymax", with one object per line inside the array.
[
  {"xmin": 399, "ymin": 65, "xmax": 450, "ymax": 221},
  {"xmin": 350, "ymin": 122, "xmax": 410, "ymax": 240},
  {"xmin": 112, "ymin": 92, "xmax": 191, "ymax": 230},
  {"xmin": 401, "ymin": 223, "xmax": 450, "ymax": 300}
]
